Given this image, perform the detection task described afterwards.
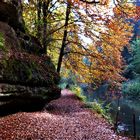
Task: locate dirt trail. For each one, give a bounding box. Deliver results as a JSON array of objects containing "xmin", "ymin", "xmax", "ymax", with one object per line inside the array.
[{"xmin": 0, "ymin": 89, "xmax": 132, "ymax": 140}]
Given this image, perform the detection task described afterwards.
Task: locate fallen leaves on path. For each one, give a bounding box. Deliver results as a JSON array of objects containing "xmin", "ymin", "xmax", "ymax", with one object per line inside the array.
[{"xmin": 0, "ymin": 89, "xmax": 132, "ymax": 140}]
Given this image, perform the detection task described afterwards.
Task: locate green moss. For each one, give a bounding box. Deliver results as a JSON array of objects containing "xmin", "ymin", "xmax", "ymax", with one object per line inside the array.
[
  {"xmin": 1, "ymin": 59, "xmax": 34, "ymax": 81},
  {"xmin": 0, "ymin": 32, "xmax": 6, "ymax": 51},
  {"xmin": 0, "ymin": 51, "xmax": 59, "ymax": 89}
]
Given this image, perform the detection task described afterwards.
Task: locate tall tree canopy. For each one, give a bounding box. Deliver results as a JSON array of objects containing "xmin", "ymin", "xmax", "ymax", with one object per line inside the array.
[{"xmin": 22, "ymin": 0, "xmax": 135, "ymax": 90}]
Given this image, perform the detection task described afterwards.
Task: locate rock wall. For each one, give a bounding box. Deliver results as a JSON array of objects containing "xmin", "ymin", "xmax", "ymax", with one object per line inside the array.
[
  {"xmin": 0, "ymin": 1, "xmax": 25, "ymax": 32},
  {"xmin": 0, "ymin": 1, "xmax": 61, "ymax": 115}
]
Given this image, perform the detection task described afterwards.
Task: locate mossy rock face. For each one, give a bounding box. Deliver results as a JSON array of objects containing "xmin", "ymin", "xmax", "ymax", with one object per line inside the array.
[
  {"xmin": 0, "ymin": 1, "xmax": 25, "ymax": 32},
  {"xmin": 0, "ymin": 57, "xmax": 59, "ymax": 86},
  {"xmin": 18, "ymin": 34, "xmax": 44, "ymax": 56},
  {"xmin": 0, "ymin": 18, "xmax": 60, "ymax": 115}
]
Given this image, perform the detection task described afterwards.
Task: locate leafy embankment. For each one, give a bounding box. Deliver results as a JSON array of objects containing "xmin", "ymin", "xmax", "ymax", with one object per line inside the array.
[{"xmin": 0, "ymin": 89, "xmax": 132, "ymax": 140}]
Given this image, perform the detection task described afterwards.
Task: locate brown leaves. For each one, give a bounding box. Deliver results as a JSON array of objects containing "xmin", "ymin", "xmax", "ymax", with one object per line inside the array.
[{"xmin": 0, "ymin": 89, "xmax": 132, "ymax": 140}]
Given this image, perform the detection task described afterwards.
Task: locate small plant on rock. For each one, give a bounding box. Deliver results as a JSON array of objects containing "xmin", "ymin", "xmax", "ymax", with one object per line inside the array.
[{"xmin": 0, "ymin": 32, "xmax": 5, "ymax": 51}]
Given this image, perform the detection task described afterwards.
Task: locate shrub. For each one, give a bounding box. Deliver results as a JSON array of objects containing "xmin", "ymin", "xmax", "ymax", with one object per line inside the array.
[
  {"xmin": 122, "ymin": 80, "xmax": 140, "ymax": 99},
  {"xmin": 70, "ymin": 85, "xmax": 87, "ymax": 102},
  {"xmin": 130, "ymin": 39, "xmax": 140, "ymax": 74},
  {"xmin": 122, "ymin": 39, "xmax": 140, "ymax": 99},
  {"xmin": 85, "ymin": 100, "xmax": 112, "ymax": 124}
]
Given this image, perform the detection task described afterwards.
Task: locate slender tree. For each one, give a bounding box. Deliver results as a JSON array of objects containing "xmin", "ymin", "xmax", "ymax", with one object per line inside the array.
[
  {"xmin": 57, "ymin": 1, "xmax": 71, "ymax": 73},
  {"xmin": 37, "ymin": 0, "xmax": 42, "ymax": 40}
]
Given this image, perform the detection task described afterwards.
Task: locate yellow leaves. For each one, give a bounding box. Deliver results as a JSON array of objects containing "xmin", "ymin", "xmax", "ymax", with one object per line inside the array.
[
  {"xmin": 22, "ymin": 0, "xmax": 134, "ymax": 89},
  {"xmin": 61, "ymin": 0, "xmax": 133, "ymax": 89},
  {"xmin": 60, "ymin": 69, "xmax": 70, "ymax": 78}
]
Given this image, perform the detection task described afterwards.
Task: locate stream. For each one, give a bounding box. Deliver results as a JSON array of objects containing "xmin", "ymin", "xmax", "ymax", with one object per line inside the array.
[
  {"xmin": 81, "ymin": 84, "xmax": 140, "ymax": 138},
  {"xmin": 111, "ymin": 98, "xmax": 140, "ymax": 138}
]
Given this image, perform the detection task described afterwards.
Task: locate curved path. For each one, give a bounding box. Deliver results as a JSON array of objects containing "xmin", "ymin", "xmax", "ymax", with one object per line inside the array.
[{"xmin": 0, "ymin": 89, "xmax": 132, "ymax": 140}]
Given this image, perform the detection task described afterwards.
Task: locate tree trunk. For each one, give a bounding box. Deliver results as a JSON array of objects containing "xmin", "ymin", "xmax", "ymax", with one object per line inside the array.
[
  {"xmin": 37, "ymin": 0, "xmax": 42, "ymax": 40},
  {"xmin": 57, "ymin": 2, "xmax": 71, "ymax": 73},
  {"xmin": 17, "ymin": 0, "xmax": 24, "ymax": 25},
  {"xmin": 42, "ymin": 0, "xmax": 50, "ymax": 54}
]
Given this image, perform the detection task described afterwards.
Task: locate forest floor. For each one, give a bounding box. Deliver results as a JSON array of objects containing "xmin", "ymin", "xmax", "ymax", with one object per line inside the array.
[{"xmin": 0, "ymin": 89, "xmax": 133, "ymax": 140}]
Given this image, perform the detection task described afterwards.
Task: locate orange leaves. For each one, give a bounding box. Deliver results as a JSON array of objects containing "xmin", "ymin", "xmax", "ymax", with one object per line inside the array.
[
  {"xmin": 98, "ymin": 15, "xmax": 133, "ymax": 88},
  {"xmin": 60, "ymin": 0, "xmax": 134, "ymax": 89},
  {"xmin": 100, "ymin": 0, "xmax": 110, "ymax": 5},
  {"xmin": 113, "ymin": 4, "xmax": 136, "ymax": 18},
  {"xmin": 23, "ymin": 0, "xmax": 133, "ymax": 89},
  {"xmin": 68, "ymin": 0, "xmax": 80, "ymax": 5},
  {"xmin": 63, "ymin": 10, "xmax": 133, "ymax": 88},
  {"xmin": 71, "ymin": 0, "xmax": 80, "ymax": 2}
]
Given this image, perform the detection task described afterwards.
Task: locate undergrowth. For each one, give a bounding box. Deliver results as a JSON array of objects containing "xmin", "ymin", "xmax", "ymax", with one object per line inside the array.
[
  {"xmin": 85, "ymin": 101, "xmax": 113, "ymax": 124},
  {"xmin": 70, "ymin": 85, "xmax": 87, "ymax": 102},
  {"xmin": 70, "ymin": 85, "xmax": 113, "ymax": 124}
]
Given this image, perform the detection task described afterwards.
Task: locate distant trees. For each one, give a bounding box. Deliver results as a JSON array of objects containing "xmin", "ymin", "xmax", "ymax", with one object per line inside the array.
[{"xmin": 122, "ymin": 39, "xmax": 140, "ymax": 99}]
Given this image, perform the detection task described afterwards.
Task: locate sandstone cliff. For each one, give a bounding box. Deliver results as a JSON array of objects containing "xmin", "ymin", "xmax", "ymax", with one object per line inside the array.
[{"xmin": 0, "ymin": 1, "xmax": 61, "ymax": 115}]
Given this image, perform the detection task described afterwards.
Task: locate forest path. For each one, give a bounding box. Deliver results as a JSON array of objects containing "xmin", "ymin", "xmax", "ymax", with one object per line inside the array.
[{"xmin": 0, "ymin": 89, "xmax": 131, "ymax": 140}]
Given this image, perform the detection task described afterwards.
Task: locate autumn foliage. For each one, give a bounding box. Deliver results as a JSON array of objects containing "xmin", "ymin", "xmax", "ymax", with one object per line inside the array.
[{"xmin": 22, "ymin": 0, "xmax": 135, "ymax": 90}]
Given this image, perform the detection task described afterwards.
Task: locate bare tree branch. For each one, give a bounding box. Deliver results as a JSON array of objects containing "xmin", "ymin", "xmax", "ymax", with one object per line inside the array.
[{"xmin": 79, "ymin": 0, "xmax": 100, "ymax": 4}]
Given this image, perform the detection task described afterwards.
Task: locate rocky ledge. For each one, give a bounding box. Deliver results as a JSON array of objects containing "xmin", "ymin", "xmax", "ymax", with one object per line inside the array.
[{"xmin": 0, "ymin": 1, "xmax": 60, "ymax": 115}]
